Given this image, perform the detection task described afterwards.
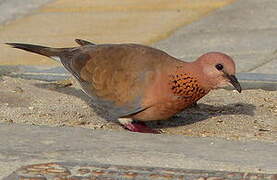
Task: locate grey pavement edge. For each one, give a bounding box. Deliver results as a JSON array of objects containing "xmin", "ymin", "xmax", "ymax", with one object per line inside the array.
[
  {"xmin": 0, "ymin": 0, "xmax": 53, "ymax": 25},
  {"xmin": 1, "ymin": 123, "xmax": 277, "ymax": 179}
]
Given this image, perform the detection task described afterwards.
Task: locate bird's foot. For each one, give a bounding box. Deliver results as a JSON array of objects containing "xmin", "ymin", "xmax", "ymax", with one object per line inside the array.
[
  {"xmin": 118, "ymin": 118, "xmax": 160, "ymax": 134},
  {"xmin": 124, "ymin": 121, "xmax": 161, "ymax": 134}
]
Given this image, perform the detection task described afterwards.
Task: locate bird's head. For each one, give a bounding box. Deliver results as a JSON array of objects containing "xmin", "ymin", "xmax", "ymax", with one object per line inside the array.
[{"xmin": 195, "ymin": 52, "xmax": 241, "ymax": 93}]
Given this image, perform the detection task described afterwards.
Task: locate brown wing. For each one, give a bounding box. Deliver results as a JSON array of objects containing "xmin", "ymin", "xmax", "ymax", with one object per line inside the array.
[{"xmin": 60, "ymin": 44, "xmax": 173, "ymax": 117}]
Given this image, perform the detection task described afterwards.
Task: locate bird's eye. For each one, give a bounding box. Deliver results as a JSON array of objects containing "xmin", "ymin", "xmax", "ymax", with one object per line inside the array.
[{"xmin": 215, "ymin": 64, "xmax": 224, "ymax": 71}]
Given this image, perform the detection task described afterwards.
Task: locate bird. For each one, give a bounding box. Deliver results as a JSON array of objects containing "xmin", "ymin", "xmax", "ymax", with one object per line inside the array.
[{"xmin": 7, "ymin": 39, "xmax": 241, "ymax": 134}]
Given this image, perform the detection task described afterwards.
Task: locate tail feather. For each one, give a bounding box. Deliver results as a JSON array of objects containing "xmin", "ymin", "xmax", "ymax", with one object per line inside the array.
[{"xmin": 6, "ymin": 43, "xmax": 62, "ymax": 59}]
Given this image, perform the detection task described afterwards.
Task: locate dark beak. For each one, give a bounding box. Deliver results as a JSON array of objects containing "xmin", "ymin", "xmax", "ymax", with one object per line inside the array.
[{"xmin": 225, "ymin": 74, "xmax": 242, "ymax": 93}]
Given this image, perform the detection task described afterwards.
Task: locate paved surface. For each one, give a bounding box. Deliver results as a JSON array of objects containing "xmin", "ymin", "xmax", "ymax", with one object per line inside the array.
[
  {"xmin": 1, "ymin": 124, "xmax": 277, "ymax": 179},
  {"xmin": 0, "ymin": 0, "xmax": 277, "ymax": 179}
]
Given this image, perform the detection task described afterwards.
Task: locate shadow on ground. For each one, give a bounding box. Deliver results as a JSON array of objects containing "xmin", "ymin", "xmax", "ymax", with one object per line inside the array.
[{"xmin": 148, "ymin": 103, "xmax": 256, "ymax": 129}]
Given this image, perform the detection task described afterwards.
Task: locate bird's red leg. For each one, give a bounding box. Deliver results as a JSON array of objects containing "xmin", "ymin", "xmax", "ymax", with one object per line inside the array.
[{"xmin": 118, "ymin": 118, "xmax": 160, "ymax": 134}]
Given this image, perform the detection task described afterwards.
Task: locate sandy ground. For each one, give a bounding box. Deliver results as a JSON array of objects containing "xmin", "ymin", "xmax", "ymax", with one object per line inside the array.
[{"xmin": 0, "ymin": 75, "xmax": 276, "ymax": 142}]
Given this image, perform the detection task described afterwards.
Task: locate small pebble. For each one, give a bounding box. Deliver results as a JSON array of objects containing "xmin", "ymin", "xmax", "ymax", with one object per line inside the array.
[{"xmin": 28, "ymin": 106, "xmax": 34, "ymax": 110}]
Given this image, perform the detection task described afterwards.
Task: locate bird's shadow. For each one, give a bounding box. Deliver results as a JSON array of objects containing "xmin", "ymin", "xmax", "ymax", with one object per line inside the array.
[
  {"xmin": 34, "ymin": 81, "xmax": 256, "ymax": 129},
  {"xmin": 147, "ymin": 102, "xmax": 256, "ymax": 129}
]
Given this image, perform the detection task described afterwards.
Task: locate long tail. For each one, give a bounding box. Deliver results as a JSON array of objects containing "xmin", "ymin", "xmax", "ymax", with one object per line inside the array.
[
  {"xmin": 6, "ymin": 39, "xmax": 95, "ymax": 61},
  {"xmin": 6, "ymin": 43, "xmax": 66, "ymax": 61}
]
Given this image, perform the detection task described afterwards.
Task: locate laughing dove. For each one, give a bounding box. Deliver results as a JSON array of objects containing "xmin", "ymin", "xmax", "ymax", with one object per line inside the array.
[{"xmin": 7, "ymin": 39, "xmax": 241, "ymax": 133}]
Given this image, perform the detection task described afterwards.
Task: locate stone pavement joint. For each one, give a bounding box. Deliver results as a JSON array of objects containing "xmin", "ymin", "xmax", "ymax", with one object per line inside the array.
[
  {"xmin": 4, "ymin": 162, "xmax": 277, "ymax": 180},
  {"xmin": 248, "ymin": 49, "xmax": 277, "ymax": 72}
]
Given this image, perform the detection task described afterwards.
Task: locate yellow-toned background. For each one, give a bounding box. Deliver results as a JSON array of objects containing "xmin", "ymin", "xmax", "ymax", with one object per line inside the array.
[{"xmin": 0, "ymin": 0, "xmax": 235, "ymax": 65}]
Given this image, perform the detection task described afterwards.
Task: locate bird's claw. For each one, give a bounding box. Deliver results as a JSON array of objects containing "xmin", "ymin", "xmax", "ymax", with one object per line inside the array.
[{"xmin": 122, "ymin": 121, "xmax": 161, "ymax": 134}]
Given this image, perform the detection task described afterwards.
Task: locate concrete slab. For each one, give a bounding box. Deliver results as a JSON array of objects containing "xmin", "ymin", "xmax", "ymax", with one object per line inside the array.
[
  {"xmin": 161, "ymin": 0, "xmax": 277, "ymax": 33},
  {"xmin": 0, "ymin": 123, "xmax": 277, "ymax": 179},
  {"xmin": 155, "ymin": 0, "xmax": 277, "ymax": 73},
  {"xmin": 159, "ymin": 30, "xmax": 277, "ymax": 72}
]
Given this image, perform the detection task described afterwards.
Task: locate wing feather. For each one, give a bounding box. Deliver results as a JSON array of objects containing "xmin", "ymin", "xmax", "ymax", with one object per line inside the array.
[{"xmin": 60, "ymin": 44, "xmax": 171, "ymax": 117}]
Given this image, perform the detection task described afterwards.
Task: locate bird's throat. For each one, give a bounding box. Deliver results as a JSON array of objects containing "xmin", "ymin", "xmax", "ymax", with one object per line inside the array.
[{"xmin": 168, "ymin": 72, "xmax": 209, "ymax": 104}]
